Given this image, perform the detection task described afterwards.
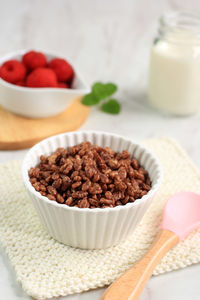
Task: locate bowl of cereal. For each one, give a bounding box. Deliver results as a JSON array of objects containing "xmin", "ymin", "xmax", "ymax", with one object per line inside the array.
[{"xmin": 22, "ymin": 131, "xmax": 162, "ymax": 249}]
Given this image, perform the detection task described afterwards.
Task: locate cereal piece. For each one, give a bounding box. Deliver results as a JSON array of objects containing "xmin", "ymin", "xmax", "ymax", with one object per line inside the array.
[
  {"xmin": 47, "ymin": 194, "xmax": 56, "ymax": 201},
  {"xmin": 47, "ymin": 186, "xmax": 57, "ymax": 196},
  {"xmin": 121, "ymin": 196, "xmax": 129, "ymax": 205},
  {"xmin": 113, "ymin": 191, "xmax": 124, "ymax": 201},
  {"xmin": 131, "ymin": 158, "xmax": 139, "ymax": 170},
  {"xmin": 48, "ymin": 153, "xmax": 58, "ymax": 164},
  {"xmin": 134, "ymin": 170, "xmax": 145, "ymax": 181},
  {"xmin": 115, "ymin": 181, "xmax": 127, "ymax": 191},
  {"xmin": 78, "ymin": 198, "xmax": 90, "ymax": 208},
  {"xmin": 82, "ymin": 180, "xmax": 91, "ymax": 191},
  {"xmin": 52, "ymin": 178, "xmax": 62, "ymax": 189},
  {"xmin": 88, "ymin": 198, "xmax": 98, "ymax": 206},
  {"xmin": 57, "ymin": 194, "xmax": 65, "ymax": 204},
  {"xmin": 72, "ymin": 181, "xmax": 82, "ymax": 189},
  {"xmin": 108, "ymin": 159, "xmax": 119, "ymax": 169},
  {"xmin": 121, "ymin": 150, "xmax": 130, "ymax": 159},
  {"xmin": 105, "ymin": 191, "xmax": 113, "ymax": 200},
  {"xmin": 92, "ymin": 173, "xmax": 100, "ymax": 182},
  {"xmin": 72, "ymin": 191, "xmax": 88, "ymax": 199},
  {"xmin": 30, "ymin": 177, "xmax": 37, "ymax": 184},
  {"xmin": 118, "ymin": 167, "xmax": 127, "ymax": 180},
  {"xmin": 33, "ymin": 182, "xmax": 40, "ymax": 191},
  {"xmin": 88, "ymin": 183, "xmax": 102, "ymax": 195},
  {"xmin": 99, "ymin": 198, "xmax": 114, "ymax": 206},
  {"xmin": 65, "ymin": 197, "xmax": 73, "ymax": 206},
  {"xmin": 85, "ymin": 166, "xmax": 96, "ymax": 179},
  {"xmin": 116, "ymin": 200, "xmax": 122, "ymax": 206},
  {"xmin": 73, "ymin": 175, "xmax": 82, "ymax": 182},
  {"xmin": 100, "ymin": 173, "xmax": 109, "ymax": 183},
  {"xmin": 40, "ymin": 185, "xmax": 46, "ymax": 192},
  {"xmin": 52, "ymin": 173, "xmax": 59, "ymax": 180}
]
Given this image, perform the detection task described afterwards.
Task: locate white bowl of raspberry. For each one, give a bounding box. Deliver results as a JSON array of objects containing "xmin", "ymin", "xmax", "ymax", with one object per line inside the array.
[
  {"xmin": 22, "ymin": 131, "xmax": 162, "ymax": 249},
  {"xmin": 0, "ymin": 50, "xmax": 89, "ymax": 118}
]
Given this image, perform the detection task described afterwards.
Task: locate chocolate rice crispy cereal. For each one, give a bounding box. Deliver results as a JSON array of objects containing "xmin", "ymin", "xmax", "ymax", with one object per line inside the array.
[{"xmin": 28, "ymin": 142, "xmax": 151, "ymax": 208}]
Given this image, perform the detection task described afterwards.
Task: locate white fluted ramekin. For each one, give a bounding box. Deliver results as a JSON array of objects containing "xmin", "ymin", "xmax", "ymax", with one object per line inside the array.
[{"xmin": 22, "ymin": 131, "xmax": 162, "ymax": 249}]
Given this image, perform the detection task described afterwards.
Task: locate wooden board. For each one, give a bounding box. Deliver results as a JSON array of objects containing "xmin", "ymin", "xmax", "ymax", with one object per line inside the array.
[{"xmin": 0, "ymin": 98, "xmax": 90, "ymax": 150}]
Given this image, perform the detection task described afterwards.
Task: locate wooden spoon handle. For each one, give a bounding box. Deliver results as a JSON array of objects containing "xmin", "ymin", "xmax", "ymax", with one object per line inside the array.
[{"xmin": 101, "ymin": 229, "xmax": 179, "ymax": 300}]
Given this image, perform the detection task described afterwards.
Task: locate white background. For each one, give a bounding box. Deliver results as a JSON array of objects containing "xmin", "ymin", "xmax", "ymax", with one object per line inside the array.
[{"xmin": 0, "ymin": 0, "xmax": 200, "ymax": 299}]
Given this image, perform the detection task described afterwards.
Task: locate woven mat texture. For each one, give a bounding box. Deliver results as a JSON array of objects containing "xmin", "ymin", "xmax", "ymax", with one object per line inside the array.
[{"xmin": 0, "ymin": 137, "xmax": 200, "ymax": 299}]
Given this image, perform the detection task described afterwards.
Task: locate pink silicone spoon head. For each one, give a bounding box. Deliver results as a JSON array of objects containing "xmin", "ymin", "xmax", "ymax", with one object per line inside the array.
[{"xmin": 161, "ymin": 191, "xmax": 200, "ymax": 240}]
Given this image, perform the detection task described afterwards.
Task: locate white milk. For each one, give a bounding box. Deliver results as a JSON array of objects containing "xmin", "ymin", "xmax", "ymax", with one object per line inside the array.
[{"xmin": 148, "ymin": 14, "xmax": 200, "ymax": 115}]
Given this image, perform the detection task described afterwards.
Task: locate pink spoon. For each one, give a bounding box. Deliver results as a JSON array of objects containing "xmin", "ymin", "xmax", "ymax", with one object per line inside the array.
[{"xmin": 101, "ymin": 191, "xmax": 200, "ymax": 300}]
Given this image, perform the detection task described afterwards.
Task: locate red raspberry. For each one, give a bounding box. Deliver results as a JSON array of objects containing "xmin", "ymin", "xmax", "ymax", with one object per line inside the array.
[
  {"xmin": 22, "ymin": 50, "xmax": 47, "ymax": 70},
  {"xmin": 49, "ymin": 58, "xmax": 74, "ymax": 82},
  {"xmin": 57, "ymin": 82, "xmax": 69, "ymax": 88},
  {"xmin": 15, "ymin": 80, "xmax": 25, "ymax": 87},
  {"xmin": 0, "ymin": 60, "xmax": 26, "ymax": 84},
  {"xmin": 26, "ymin": 68, "xmax": 58, "ymax": 88}
]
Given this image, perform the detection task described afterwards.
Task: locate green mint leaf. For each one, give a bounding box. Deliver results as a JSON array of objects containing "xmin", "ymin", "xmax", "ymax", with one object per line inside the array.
[
  {"xmin": 92, "ymin": 82, "xmax": 117, "ymax": 100},
  {"xmin": 82, "ymin": 93, "xmax": 99, "ymax": 106},
  {"xmin": 92, "ymin": 82, "xmax": 106, "ymax": 99},
  {"xmin": 104, "ymin": 83, "xmax": 117, "ymax": 96},
  {"xmin": 101, "ymin": 99, "xmax": 121, "ymax": 114}
]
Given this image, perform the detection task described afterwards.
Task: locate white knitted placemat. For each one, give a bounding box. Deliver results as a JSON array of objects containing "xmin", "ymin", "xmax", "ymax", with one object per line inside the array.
[{"xmin": 0, "ymin": 137, "xmax": 200, "ymax": 299}]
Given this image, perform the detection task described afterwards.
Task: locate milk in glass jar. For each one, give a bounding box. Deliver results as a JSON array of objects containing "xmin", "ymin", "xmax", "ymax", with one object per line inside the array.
[{"xmin": 148, "ymin": 12, "xmax": 200, "ymax": 115}]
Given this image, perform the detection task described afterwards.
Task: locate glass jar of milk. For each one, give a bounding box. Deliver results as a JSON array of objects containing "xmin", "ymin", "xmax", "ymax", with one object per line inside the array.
[{"xmin": 148, "ymin": 12, "xmax": 200, "ymax": 115}]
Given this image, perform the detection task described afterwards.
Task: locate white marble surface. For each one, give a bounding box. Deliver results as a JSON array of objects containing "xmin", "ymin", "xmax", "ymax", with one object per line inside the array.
[{"xmin": 0, "ymin": 0, "xmax": 200, "ymax": 299}]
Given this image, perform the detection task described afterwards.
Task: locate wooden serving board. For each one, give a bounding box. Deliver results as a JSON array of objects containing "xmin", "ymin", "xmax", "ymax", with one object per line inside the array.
[{"xmin": 0, "ymin": 98, "xmax": 90, "ymax": 150}]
